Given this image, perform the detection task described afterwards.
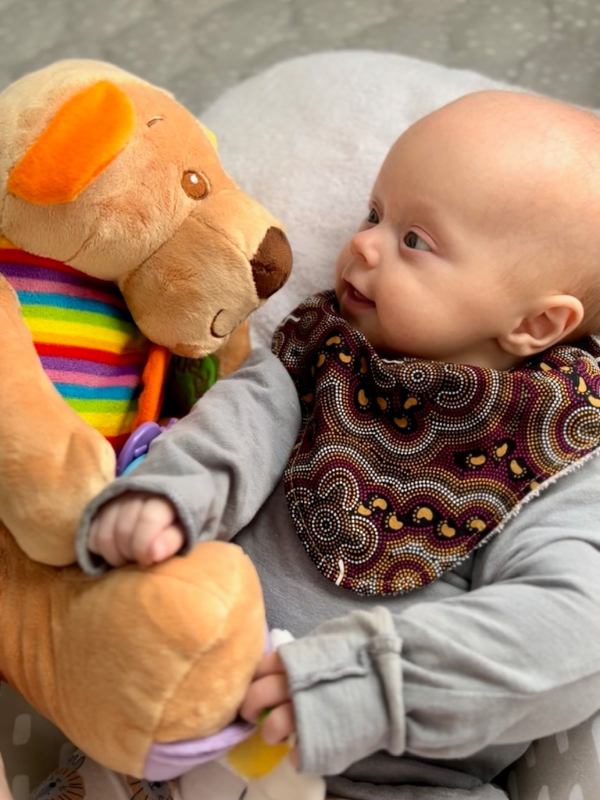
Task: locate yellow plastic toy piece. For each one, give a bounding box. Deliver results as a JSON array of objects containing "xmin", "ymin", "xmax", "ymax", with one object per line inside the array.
[{"xmin": 226, "ymin": 728, "xmax": 290, "ymax": 779}]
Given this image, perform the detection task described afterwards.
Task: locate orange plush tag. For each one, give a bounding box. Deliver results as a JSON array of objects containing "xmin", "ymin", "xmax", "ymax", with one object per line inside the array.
[
  {"xmin": 8, "ymin": 80, "xmax": 136, "ymax": 205},
  {"xmin": 134, "ymin": 344, "xmax": 172, "ymax": 428}
]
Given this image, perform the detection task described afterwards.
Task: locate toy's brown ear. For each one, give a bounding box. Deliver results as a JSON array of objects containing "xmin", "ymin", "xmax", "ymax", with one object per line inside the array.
[{"xmin": 8, "ymin": 80, "xmax": 136, "ymax": 205}]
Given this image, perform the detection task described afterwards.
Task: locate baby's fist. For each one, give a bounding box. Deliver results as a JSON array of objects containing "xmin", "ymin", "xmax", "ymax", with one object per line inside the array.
[{"xmin": 88, "ymin": 492, "xmax": 185, "ymax": 567}]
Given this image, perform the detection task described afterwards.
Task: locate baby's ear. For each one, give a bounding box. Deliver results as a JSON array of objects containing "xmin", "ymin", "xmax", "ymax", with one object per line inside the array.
[{"xmin": 498, "ymin": 295, "xmax": 584, "ymax": 357}]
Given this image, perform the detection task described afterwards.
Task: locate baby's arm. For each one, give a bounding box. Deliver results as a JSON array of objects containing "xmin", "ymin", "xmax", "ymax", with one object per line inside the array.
[
  {"xmin": 77, "ymin": 348, "xmax": 301, "ymax": 573},
  {"xmin": 246, "ymin": 458, "xmax": 600, "ymax": 778}
]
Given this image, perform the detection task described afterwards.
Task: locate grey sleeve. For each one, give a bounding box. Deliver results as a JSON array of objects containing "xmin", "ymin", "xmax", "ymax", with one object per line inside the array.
[
  {"xmin": 77, "ymin": 348, "xmax": 301, "ymax": 573},
  {"xmin": 278, "ymin": 456, "xmax": 600, "ymax": 777}
]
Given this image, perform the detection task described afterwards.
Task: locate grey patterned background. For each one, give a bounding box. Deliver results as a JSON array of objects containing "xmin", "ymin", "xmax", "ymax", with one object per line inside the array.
[
  {"xmin": 0, "ymin": 0, "xmax": 600, "ymax": 113},
  {"xmin": 1, "ymin": 0, "xmax": 600, "ymax": 797}
]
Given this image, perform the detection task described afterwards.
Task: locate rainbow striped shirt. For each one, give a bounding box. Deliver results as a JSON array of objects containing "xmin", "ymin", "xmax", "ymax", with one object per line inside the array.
[{"xmin": 0, "ymin": 247, "xmax": 150, "ymax": 452}]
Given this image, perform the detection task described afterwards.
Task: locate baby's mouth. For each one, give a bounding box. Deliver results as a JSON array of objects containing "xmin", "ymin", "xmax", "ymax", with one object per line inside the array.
[{"xmin": 345, "ymin": 281, "xmax": 375, "ymax": 306}]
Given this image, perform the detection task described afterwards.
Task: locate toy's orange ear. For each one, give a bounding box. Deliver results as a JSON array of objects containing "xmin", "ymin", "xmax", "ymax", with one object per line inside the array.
[{"xmin": 8, "ymin": 80, "xmax": 136, "ymax": 205}]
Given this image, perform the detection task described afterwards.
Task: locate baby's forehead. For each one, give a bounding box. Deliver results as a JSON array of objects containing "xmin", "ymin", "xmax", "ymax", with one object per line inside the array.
[
  {"xmin": 374, "ymin": 103, "xmax": 600, "ymax": 252},
  {"xmin": 381, "ymin": 94, "xmax": 600, "ymax": 202}
]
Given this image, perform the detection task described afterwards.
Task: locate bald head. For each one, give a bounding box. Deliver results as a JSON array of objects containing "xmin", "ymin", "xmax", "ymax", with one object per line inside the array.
[
  {"xmin": 381, "ymin": 91, "xmax": 600, "ymax": 327},
  {"xmin": 401, "ymin": 90, "xmax": 600, "ymax": 230},
  {"xmin": 428, "ymin": 89, "xmax": 600, "ymax": 140},
  {"xmin": 417, "ymin": 90, "xmax": 600, "ymax": 163}
]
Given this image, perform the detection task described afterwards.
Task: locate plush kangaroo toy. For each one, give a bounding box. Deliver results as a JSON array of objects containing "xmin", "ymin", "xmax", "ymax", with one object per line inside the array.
[{"xmin": 0, "ymin": 59, "xmax": 292, "ymax": 778}]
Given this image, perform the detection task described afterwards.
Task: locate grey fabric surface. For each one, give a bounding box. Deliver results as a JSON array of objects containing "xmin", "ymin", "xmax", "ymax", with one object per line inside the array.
[{"xmin": 0, "ymin": 0, "xmax": 599, "ymax": 112}]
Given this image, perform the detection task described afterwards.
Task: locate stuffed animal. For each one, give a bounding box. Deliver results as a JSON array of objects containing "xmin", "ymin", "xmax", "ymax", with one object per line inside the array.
[{"xmin": 0, "ymin": 59, "xmax": 292, "ymax": 778}]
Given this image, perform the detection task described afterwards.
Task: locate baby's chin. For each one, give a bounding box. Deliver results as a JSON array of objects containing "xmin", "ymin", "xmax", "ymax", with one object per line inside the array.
[
  {"xmin": 338, "ymin": 305, "xmax": 375, "ymax": 344},
  {"xmin": 336, "ymin": 295, "xmax": 358, "ymax": 328}
]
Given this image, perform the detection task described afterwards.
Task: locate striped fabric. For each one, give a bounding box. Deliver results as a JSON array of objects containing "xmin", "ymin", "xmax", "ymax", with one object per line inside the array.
[{"xmin": 0, "ymin": 247, "xmax": 150, "ymax": 451}]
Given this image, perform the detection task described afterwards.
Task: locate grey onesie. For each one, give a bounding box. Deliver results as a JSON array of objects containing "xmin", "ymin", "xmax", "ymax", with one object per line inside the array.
[{"xmin": 78, "ymin": 348, "xmax": 600, "ymax": 800}]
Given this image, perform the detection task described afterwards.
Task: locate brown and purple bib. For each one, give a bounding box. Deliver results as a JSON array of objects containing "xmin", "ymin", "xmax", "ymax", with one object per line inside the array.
[{"xmin": 273, "ymin": 291, "xmax": 600, "ymax": 596}]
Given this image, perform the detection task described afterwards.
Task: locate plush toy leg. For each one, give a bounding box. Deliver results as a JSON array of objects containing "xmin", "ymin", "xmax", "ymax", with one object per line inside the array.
[
  {"xmin": 0, "ymin": 529, "xmax": 265, "ymax": 778},
  {"xmin": 0, "ymin": 275, "xmax": 115, "ymax": 565}
]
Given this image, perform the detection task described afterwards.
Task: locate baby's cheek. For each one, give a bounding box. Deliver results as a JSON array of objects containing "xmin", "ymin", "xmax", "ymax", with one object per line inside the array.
[
  {"xmin": 334, "ymin": 248, "xmax": 349, "ymax": 291},
  {"xmin": 335, "ymin": 241, "xmax": 351, "ymax": 268}
]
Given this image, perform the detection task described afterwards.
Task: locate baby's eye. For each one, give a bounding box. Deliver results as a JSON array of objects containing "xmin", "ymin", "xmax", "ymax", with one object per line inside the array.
[
  {"xmin": 403, "ymin": 231, "xmax": 431, "ymax": 251},
  {"xmin": 366, "ymin": 207, "xmax": 380, "ymax": 225}
]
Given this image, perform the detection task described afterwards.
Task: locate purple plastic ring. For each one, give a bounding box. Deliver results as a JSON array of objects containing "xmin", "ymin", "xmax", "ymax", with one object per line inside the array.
[{"xmin": 116, "ymin": 419, "xmax": 177, "ymax": 476}]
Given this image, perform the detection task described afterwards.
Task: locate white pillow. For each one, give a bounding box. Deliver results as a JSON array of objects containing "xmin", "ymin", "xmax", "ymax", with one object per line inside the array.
[{"xmin": 200, "ymin": 50, "xmax": 508, "ymax": 348}]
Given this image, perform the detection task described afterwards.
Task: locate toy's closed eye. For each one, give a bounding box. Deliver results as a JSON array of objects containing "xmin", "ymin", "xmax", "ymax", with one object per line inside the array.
[{"xmin": 182, "ymin": 170, "xmax": 209, "ymax": 199}]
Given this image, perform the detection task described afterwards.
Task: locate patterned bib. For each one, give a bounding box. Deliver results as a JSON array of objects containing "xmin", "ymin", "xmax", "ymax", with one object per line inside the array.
[{"xmin": 273, "ymin": 291, "xmax": 600, "ymax": 596}]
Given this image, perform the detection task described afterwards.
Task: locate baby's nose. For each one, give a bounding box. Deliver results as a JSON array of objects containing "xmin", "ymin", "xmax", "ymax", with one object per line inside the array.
[{"xmin": 350, "ymin": 229, "xmax": 379, "ymax": 266}]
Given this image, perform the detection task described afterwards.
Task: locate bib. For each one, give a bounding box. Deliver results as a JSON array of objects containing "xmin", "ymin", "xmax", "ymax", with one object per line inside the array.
[{"xmin": 274, "ymin": 291, "xmax": 600, "ymax": 596}]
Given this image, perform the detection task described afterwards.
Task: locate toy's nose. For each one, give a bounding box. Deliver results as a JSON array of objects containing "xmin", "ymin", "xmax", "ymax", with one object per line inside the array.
[{"xmin": 251, "ymin": 227, "xmax": 292, "ymax": 299}]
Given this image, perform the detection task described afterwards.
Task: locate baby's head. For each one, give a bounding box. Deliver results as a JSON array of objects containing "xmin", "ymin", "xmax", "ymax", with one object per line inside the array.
[{"xmin": 335, "ymin": 90, "xmax": 600, "ymax": 369}]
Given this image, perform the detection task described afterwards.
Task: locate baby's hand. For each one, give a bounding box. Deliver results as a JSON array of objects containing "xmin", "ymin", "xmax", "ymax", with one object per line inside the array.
[
  {"xmin": 88, "ymin": 492, "xmax": 185, "ymax": 567},
  {"xmin": 240, "ymin": 651, "xmax": 298, "ymax": 766}
]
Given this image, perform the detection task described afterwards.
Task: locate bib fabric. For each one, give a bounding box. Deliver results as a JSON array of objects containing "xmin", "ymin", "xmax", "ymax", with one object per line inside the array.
[
  {"xmin": 0, "ymin": 246, "xmax": 151, "ymax": 451},
  {"xmin": 273, "ymin": 291, "xmax": 600, "ymax": 596}
]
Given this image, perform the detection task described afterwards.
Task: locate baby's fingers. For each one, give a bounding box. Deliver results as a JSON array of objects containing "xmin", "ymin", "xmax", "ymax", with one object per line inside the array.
[
  {"xmin": 260, "ymin": 701, "xmax": 296, "ymax": 746},
  {"xmin": 128, "ymin": 498, "xmax": 178, "ymax": 564},
  {"xmin": 142, "ymin": 525, "xmax": 185, "ymax": 566},
  {"xmin": 253, "ymin": 651, "xmax": 286, "ymax": 679},
  {"xmin": 240, "ymin": 673, "xmax": 290, "ymax": 723},
  {"xmin": 88, "ymin": 501, "xmax": 129, "ymax": 566}
]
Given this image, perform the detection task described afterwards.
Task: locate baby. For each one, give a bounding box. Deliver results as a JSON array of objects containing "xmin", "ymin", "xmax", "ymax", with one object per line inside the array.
[{"xmin": 77, "ymin": 90, "xmax": 600, "ymax": 800}]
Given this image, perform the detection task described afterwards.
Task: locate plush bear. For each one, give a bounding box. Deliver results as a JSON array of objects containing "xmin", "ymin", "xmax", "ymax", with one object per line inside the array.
[{"xmin": 0, "ymin": 59, "xmax": 291, "ymax": 778}]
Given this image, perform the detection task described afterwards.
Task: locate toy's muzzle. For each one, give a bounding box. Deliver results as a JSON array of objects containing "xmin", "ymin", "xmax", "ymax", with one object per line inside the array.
[{"xmin": 251, "ymin": 227, "xmax": 292, "ymax": 299}]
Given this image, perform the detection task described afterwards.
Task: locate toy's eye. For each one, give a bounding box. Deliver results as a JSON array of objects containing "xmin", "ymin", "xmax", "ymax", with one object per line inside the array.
[{"xmin": 182, "ymin": 170, "xmax": 209, "ymax": 199}]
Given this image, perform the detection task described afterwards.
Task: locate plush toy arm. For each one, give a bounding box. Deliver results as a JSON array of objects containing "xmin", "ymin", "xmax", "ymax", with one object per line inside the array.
[{"xmin": 0, "ymin": 274, "xmax": 115, "ymax": 565}]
